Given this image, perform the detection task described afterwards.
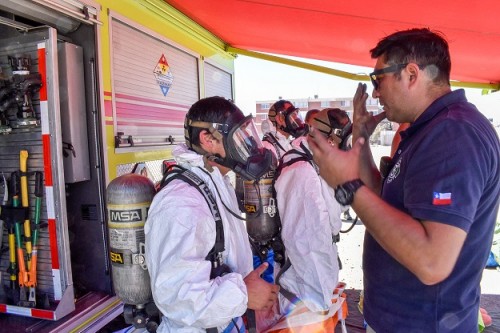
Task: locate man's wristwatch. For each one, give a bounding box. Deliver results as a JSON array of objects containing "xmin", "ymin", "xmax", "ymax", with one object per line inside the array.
[{"xmin": 334, "ymin": 179, "xmax": 364, "ymax": 205}]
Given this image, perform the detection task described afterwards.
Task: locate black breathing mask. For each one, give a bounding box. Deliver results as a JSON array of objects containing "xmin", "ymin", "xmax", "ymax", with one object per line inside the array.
[
  {"xmin": 218, "ymin": 113, "xmax": 273, "ymax": 180},
  {"xmin": 314, "ymin": 109, "xmax": 352, "ymax": 151},
  {"xmin": 338, "ymin": 122, "xmax": 353, "ymax": 151},
  {"xmin": 188, "ymin": 112, "xmax": 273, "ymax": 181},
  {"xmin": 280, "ymin": 106, "xmax": 309, "ymax": 138}
]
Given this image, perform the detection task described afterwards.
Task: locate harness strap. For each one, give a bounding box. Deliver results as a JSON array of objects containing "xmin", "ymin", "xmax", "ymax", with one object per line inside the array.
[
  {"xmin": 160, "ymin": 165, "xmax": 254, "ymax": 333},
  {"xmin": 274, "ymin": 145, "xmax": 317, "ymax": 181},
  {"xmin": 246, "ymin": 309, "xmax": 257, "ymax": 333},
  {"xmin": 275, "ymin": 257, "xmax": 301, "ymax": 305},
  {"xmin": 272, "ymin": 144, "xmax": 331, "ymax": 305},
  {"xmin": 161, "ymin": 165, "xmax": 224, "ymax": 263},
  {"xmin": 263, "ymin": 133, "xmax": 286, "ymax": 159}
]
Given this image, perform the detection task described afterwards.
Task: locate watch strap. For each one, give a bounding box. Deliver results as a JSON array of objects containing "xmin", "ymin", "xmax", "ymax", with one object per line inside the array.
[
  {"xmin": 341, "ymin": 178, "xmax": 364, "ymax": 193},
  {"xmin": 334, "ymin": 178, "xmax": 364, "ymax": 205}
]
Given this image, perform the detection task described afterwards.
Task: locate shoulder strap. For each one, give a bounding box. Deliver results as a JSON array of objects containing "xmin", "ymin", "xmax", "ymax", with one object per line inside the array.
[
  {"xmin": 274, "ymin": 146, "xmax": 316, "ymax": 182},
  {"xmin": 275, "ymin": 258, "xmax": 301, "ymax": 304},
  {"xmin": 161, "ymin": 167, "xmax": 254, "ymax": 333},
  {"xmin": 263, "ymin": 133, "xmax": 286, "ymax": 159},
  {"xmin": 160, "ymin": 165, "xmax": 224, "ymax": 265}
]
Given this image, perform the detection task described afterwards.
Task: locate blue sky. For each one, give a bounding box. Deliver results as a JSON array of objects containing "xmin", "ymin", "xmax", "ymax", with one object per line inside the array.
[{"xmin": 234, "ymin": 55, "xmax": 499, "ymax": 125}]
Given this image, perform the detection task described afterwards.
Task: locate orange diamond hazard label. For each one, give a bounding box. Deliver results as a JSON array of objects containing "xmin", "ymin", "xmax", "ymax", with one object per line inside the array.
[{"xmin": 153, "ymin": 54, "xmax": 174, "ymax": 96}]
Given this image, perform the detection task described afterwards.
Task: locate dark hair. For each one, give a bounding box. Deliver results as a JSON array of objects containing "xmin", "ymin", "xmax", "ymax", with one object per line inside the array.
[
  {"xmin": 370, "ymin": 28, "xmax": 451, "ymax": 85},
  {"xmin": 268, "ymin": 99, "xmax": 293, "ymax": 126},
  {"xmin": 185, "ymin": 96, "xmax": 241, "ymax": 147}
]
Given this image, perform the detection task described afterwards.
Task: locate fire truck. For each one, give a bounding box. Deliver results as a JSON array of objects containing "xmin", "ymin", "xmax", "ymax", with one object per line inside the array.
[
  {"xmin": 1, "ymin": 1, "xmax": 498, "ymax": 332},
  {"xmin": 0, "ymin": 1, "xmax": 235, "ymax": 331}
]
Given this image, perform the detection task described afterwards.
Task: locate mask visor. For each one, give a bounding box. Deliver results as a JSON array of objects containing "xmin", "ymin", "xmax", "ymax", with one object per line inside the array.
[
  {"xmin": 284, "ymin": 108, "xmax": 309, "ymax": 137},
  {"xmin": 229, "ymin": 115, "xmax": 265, "ymax": 164}
]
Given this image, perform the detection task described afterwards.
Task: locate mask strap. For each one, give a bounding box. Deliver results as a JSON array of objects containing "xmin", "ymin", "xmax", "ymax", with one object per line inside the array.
[
  {"xmin": 283, "ymin": 108, "xmax": 296, "ymax": 117},
  {"xmin": 186, "ymin": 119, "xmax": 225, "ymax": 165},
  {"xmin": 188, "ymin": 120, "xmax": 224, "ymax": 141},
  {"xmin": 313, "ymin": 118, "xmax": 333, "ymax": 136}
]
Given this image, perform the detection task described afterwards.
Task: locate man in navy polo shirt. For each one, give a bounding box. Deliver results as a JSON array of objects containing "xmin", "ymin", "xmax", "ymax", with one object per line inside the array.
[{"xmin": 307, "ymin": 28, "xmax": 500, "ymax": 332}]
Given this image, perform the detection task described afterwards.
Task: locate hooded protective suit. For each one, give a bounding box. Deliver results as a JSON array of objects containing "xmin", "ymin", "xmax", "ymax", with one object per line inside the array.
[
  {"xmin": 274, "ymin": 136, "xmax": 342, "ymax": 314},
  {"xmin": 145, "ymin": 143, "xmax": 253, "ymax": 332},
  {"xmin": 261, "ymin": 130, "xmax": 293, "ymax": 162}
]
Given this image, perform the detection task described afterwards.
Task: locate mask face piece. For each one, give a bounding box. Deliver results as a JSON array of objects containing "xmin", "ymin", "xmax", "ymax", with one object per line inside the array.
[
  {"xmin": 225, "ymin": 115, "xmax": 272, "ymax": 180},
  {"xmin": 339, "ymin": 123, "xmax": 353, "ymax": 151},
  {"xmin": 282, "ymin": 106, "xmax": 309, "ymax": 138},
  {"xmin": 228, "ymin": 116, "xmax": 263, "ymax": 163},
  {"xmin": 313, "ymin": 108, "xmax": 352, "ymax": 150},
  {"xmin": 200, "ymin": 113, "xmax": 271, "ymax": 181}
]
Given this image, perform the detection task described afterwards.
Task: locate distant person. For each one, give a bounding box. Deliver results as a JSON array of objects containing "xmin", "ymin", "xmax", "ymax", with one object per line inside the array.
[
  {"xmin": 311, "ymin": 107, "xmax": 354, "ymax": 221},
  {"xmin": 249, "ymin": 100, "xmax": 309, "ymax": 288},
  {"xmin": 261, "ymin": 118, "xmax": 273, "ymax": 136},
  {"xmin": 263, "ymin": 100, "xmax": 308, "ymax": 162},
  {"xmin": 263, "ymin": 107, "xmax": 351, "ymax": 332},
  {"xmin": 308, "ymin": 28, "xmax": 500, "ymax": 332},
  {"xmin": 304, "ymin": 108, "xmax": 320, "ymax": 125}
]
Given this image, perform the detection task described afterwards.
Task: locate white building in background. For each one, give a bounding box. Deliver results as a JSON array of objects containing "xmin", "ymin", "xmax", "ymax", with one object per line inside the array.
[
  {"xmin": 467, "ymin": 90, "xmax": 500, "ymax": 127},
  {"xmin": 255, "ymin": 95, "xmax": 381, "ymax": 128},
  {"xmin": 253, "ymin": 89, "xmax": 499, "ymax": 145},
  {"xmin": 255, "ymin": 95, "xmax": 394, "ymax": 143}
]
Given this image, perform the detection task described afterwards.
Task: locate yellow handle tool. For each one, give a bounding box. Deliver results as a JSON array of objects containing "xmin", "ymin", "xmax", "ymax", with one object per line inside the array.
[{"xmin": 20, "ymin": 150, "xmax": 32, "ymax": 272}]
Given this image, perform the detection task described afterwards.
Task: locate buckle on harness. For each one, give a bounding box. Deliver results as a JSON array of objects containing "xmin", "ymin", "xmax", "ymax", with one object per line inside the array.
[{"xmin": 332, "ymin": 234, "xmax": 340, "ymax": 243}]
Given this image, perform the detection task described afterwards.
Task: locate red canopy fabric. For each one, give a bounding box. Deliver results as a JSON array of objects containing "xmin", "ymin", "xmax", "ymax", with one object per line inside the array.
[{"xmin": 164, "ymin": 0, "xmax": 500, "ymax": 86}]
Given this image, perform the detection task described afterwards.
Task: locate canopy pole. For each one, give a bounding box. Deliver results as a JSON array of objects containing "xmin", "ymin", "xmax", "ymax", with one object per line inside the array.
[
  {"xmin": 226, "ymin": 46, "xmax": 368, "ymax": 81},
  {"xmin": 226, "ymin": 46, "xmax": 500, "ymax": 91}
]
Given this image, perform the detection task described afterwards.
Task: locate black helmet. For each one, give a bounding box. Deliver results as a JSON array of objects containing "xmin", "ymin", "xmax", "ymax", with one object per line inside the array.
[
  {"xmin": 268, "ymin": 100, "xmax": 308, "ymax": 138},
  {"xmin": 184, "ymin": 96, "xmax": 273, "ymax": 180}
]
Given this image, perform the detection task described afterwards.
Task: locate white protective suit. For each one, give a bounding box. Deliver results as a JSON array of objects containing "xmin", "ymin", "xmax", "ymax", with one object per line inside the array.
[
  {"xmin": 274, "ymin": 136, "xmax": 342, "ymax": 313},
  {"xmin": 262, "ymin": 129, "xmax": 292, "ymax": 162},
  {"xmin": 145, "ymin": 144, "xmax": 254, "ymax": 333}
]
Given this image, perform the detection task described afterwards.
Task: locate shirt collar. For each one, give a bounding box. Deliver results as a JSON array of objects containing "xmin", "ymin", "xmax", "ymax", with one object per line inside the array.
[{"xmin": 400, "ymin": 89, "xmax": 467, "ymax": 140}]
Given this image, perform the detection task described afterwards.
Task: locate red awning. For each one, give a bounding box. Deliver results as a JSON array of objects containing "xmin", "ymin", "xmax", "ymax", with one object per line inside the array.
[{"xmin": 164, "ymin": 0, "xmax": 500, "ymax": 88}]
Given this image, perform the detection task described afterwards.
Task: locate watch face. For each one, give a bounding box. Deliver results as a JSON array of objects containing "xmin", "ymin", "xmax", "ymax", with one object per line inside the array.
[{"xmin": 335, "ymin": 186, "xmax": 353, "ymax": 205}]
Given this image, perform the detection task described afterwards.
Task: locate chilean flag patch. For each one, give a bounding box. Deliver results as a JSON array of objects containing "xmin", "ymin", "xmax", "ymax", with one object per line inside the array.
[{"xmin": 433, "ymin": 192, "xmax": 452, "ymax": 205}]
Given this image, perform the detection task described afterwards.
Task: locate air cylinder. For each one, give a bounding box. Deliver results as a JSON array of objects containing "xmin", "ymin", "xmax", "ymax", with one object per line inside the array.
[
  {"xmin": 243, "ymin": 169, "xmax": 281, "ymax": 243},
  {"xmin": 106, "ymin": 173, "xmax": 155, "ymax": 306}
]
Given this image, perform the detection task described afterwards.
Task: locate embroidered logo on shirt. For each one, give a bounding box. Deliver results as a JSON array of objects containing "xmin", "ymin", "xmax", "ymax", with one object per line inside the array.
[
  {"xmin": 433, "ymin": 192, "xmax": 452, "ymax": 205},
  {"xmin": 386, "ymin": 158, "xmax": 401, "ymax": 184}
]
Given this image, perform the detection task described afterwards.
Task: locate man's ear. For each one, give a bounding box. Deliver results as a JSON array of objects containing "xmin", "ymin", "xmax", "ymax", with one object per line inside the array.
[
  {"xmin": 199, "ymin": 130, "xmax": 214, "ymax": 150},
  {"xmin": 276, "ymin": 112, "xmax": 285, "ymax": 126},
  {"xmin": 406, "ymin": 63, "xmax": 420, "ymax": 85}
]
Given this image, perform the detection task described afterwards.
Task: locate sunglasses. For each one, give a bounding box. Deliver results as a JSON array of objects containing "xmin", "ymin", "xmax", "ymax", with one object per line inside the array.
[{"xmin": 369, "ymin": 63, "xmax": 408, "ymax": 90}]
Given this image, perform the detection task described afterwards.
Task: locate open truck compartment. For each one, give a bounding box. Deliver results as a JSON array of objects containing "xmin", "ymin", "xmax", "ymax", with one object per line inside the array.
[
  {"xmin": 0, "ymin": 2, "xmax": 118, "ymax": 331},
  {"xmin": 0, "ymin": 1, "xmax": 235, "ymax": 331}
]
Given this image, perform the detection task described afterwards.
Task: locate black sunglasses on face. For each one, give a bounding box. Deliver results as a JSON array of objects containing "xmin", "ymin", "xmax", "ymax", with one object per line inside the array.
[{"xmin": 369, "ymin": 63, "xmax": 408, "ymax": 90}]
